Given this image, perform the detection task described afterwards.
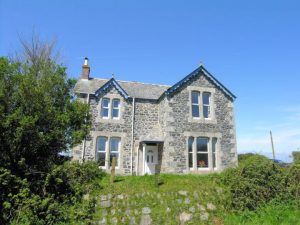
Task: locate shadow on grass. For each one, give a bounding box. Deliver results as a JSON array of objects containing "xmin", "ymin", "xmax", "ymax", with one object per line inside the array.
[{"xmin": 113, "ymin": 177, "xmax": 125, "ymax": 183}]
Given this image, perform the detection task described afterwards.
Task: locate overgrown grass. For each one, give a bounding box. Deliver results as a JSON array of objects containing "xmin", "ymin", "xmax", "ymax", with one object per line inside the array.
[
  {"xmin": 224, "ymin": 199, "xmax": 300, "ymax": 225},
  {"xmin": 91, "ymin": 174, "xmax": 228, "ymax": 224}
]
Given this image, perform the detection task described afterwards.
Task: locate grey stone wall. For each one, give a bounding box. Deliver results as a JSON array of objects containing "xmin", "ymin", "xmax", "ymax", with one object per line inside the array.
[
  {"xmin": 72, "ymin": 72, "xmax": 237, "ymax": 175},
  {"xmin": 159, "ymin": 74, "xmax": 237, "ymax": 173}
]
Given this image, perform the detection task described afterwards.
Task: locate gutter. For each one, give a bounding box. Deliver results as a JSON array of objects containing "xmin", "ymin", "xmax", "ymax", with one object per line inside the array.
[
  {"xmin": 82, "ymin": 93, "xmax": 90, "ymax": 162},
  {"xmin": 130, "ymin": 97, "xmax": 135, "ymax": 175}
]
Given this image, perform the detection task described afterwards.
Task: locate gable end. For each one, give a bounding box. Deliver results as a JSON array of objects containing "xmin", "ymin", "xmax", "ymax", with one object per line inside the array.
[
  {"xmin": 95, "ymin": 78, "xmax": 129, "ymax": 99},
  {"xmin": 165, "ymin": 66, "xmax": 236, "ymax": 101}
]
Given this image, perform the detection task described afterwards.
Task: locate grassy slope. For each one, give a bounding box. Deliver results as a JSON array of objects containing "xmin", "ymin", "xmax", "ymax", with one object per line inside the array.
[{"xmin": 74, "ymin": 174, "xmax": 300, "ymax": 225}]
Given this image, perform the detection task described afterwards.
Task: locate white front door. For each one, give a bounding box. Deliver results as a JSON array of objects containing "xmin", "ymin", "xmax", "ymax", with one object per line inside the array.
[{"xmin": 144, "ymin": 145, "xmax": 158, "ymax": 175}]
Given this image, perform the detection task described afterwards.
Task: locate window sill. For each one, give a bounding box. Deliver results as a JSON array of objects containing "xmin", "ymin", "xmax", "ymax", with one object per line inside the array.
[
  {"xmin": 189, "ymin": 117, "xmax": 217, "ymax": 124},
  {"xmin": 96, "ymin": 118, "xmax": 124, "ymax": 124}
]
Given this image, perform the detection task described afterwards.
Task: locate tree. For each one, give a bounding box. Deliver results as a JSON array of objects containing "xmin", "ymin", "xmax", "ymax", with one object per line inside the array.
[{"xmin": 0, "ymin": 36, "xmax": 90, "ymax": 180}]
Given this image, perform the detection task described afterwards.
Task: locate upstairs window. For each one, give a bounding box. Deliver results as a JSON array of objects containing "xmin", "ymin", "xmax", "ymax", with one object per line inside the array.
[
  {"xmin": 202, "ymin": 92, "xmax": 211, "ymax": 119},
  {"xmin": 101, "ymin": 98, "xmax": 110, "ymax": 119},
  {"xmin": 190, "ymin": 90, "xmax": 213, "ymax": 120},
  {"xmin": 100, "ymin": 98, "xmax": 121, "ymax": 120},
  {"xmin": 112, "ymin": 99, "xmax": 120, "ymax": 119},
  {"xmin": 191, "ymin": 91, "xmax": 200, "ymax": 118}
]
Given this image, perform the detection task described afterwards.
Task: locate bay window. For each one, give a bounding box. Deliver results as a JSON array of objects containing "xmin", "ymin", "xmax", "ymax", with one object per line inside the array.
[{"xmin": 187, "ymin": 136, "xmax": 218, "ymax": 170}]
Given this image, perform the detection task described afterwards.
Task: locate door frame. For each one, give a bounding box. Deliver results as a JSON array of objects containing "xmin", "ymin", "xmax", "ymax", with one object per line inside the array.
[{"xmin": 142, "ymin": 144, "xmax": 158, "ymax": 175}]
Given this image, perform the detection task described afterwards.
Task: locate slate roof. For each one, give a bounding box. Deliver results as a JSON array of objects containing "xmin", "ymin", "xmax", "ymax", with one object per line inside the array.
[
  {"xmin": 74, "ymin": 65, "xmax": 236, "ymax": 100},
  {"xmin": 74, "ymin": 78, "xmax": 170, "ymax": 100},
  {"xmin": 165, "ymin": 65, "xmax": 236, "ymax": 100}
]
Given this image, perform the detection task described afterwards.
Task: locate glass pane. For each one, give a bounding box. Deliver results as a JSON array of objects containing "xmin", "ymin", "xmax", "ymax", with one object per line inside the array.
[
  {"xmin": 203, "ymin": 92, "xmax": 210, "ymax": 105},
  {"xmin": 189, "ymin": 153, "xmax": 193, "ymax": 168},
  {"xmin": 192, "ymin": 105, "xmax": 200, "ymax": 118},
  {"xmin": 113, "ymin": 99, "xmax": 120, "ymax": 108},
  {"xmin": 109, "ymin": 153, "xmax": 119, "ymax": 167},
  {"xmin": 188, "ymin": 137, "xmax": 194, "ymax": 153},
  {"xmin": 112, "ymin": 109, "xmax": 119, "ymax": 118},
  {"xmin": 212, "ymin": 138, "xmax": 217, "ymax": 153},
  {"xmin": 147, "ymin": 155, "xmax": 149, "ymax": 163},
  {"xmin": 197, "ymin": 138, "xmax": 208, "ymax": 152},
  {"xmin": 101, "ymin": 108, "xmax": 109, "ymax": 118},
  {"xmin": 203, "ymin": 106, "xmax": 210, "ymax": 118},
  {"xmin": 110, "ymin": 137, "xmax": 120, "ymax": 152},
  {"xmin": 96, "ymin": 152, "xmax": 106, "ymax": 166},
  {"xmin": 212, "ymin": 138, "xmax": 217, "ymax": 168},
  {"xmin": 197, "ymin": 153, "xmax": 208, "ymax": 168},
  {"xmin": 97, "ymin": 137, "xmax": 106, "ymax": 152},
  {"xmin": 102, "ymin": 98, "xmax": 109, "ymax": 107},
  {"xmin": 191, "ymin": 91, "xmax": 199, "ymax": 104}
]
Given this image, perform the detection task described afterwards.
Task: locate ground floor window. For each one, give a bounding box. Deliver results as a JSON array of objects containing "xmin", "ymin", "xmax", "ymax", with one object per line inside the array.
[
  {"xmin": 96, "ymin": 136, "xmax": 120, "ymax": 169},
  {"xmin": 188, "ymin": 136, "xmax": 218, "ymax": 170}
]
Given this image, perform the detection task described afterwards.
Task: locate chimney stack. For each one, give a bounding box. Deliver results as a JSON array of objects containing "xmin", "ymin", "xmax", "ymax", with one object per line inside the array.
[{"xmin": 81, "ymin": 57, "xmax": 90, "ymax": 79}]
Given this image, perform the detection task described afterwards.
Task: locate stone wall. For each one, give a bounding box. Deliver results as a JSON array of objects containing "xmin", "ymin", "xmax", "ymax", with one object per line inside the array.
[
  {"xmin": 72, "ymin": 72, "xmax": 237, "ymax": 175},
  {"xmin": 159, "ymin": 74, "xmax": 237, "ymax": 173}
]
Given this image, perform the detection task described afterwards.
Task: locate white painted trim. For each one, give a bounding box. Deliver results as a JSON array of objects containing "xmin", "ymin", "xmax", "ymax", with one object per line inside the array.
[
  {"xmin": 130, "ymin": 98, "xmax": 135, "ymax": 175},
  {"xmin": 187, "ymin": 86, "xmax": 216, "ymax": 124},
  {"xmin": 142, "ymin": 144, "xmax": 146, "ymax": 175}
]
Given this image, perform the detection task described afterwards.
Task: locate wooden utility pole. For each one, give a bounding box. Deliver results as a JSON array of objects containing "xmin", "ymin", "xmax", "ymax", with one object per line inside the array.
[
  {"xmin": 270, "ymin": 131, "xmax": 275, "ymax": 162},
  {"xmin": 110, "ymin": 157, "xmax": 116, "ymax": 183}
]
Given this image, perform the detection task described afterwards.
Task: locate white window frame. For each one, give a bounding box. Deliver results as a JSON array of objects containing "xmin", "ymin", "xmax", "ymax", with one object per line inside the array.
[
  {"xmin": 109, "ymin": 137, "xmax": 120, "ymax": 169},
  {"xmin": 101, "ymin": 98, "xmax": 110, "ymax": 119},
  {"xmin": 202, "ymin": 92, "xmax": 211, "ymax": 119},
  {"xmin": 188, "ymin": 137, "xmax": 194, "ymax": 170},
  {"xmin": 111, "ymin": 99, "xmax": 121, "ymax": 119},
  {"xmin": 188, "ymin": 86, "xmax": 216, "ymax": 123},
  {"xmin": 191, "ymin": 91, "xmax": 200, "ymax": 119},
  {"xmin": 196, "ymin": 137, "xmax": 209, "ymax": 170},
  {"xmin": 186, "ymin": 133, "xmax": 220, "ymax": 172},
  {"xmin": 212, "ymin": 137, "xmax": 217, "ymax": 170},
  {"xmin": 96, "ymin": 136, "xmax": 108, "ymax": 169},
  {"xmin": 95, "ymin": 136, "xmax": 121, "ymax": 170}
]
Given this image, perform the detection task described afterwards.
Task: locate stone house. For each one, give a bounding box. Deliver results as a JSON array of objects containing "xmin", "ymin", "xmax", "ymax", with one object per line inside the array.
[{"xmin": 72, "ymin": 58, "xmax": 237, "ymax": 175}]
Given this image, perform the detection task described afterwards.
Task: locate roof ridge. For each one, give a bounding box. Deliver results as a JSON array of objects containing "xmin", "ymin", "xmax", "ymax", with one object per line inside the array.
[{"xmin": 92, "ymin": 77, "xmax": 171, "ymax": 87}]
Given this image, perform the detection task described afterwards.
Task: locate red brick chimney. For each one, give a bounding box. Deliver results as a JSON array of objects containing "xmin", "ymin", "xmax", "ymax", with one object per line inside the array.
[{"xmin": 81, "ymin": 57, "xmax": 90, "ymax": 79}]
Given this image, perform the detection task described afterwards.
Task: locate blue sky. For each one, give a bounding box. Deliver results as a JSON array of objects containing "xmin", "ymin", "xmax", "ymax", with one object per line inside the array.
[{"xmin": 1, "ymin": 0, "xmax": 300, "ymax": 162}]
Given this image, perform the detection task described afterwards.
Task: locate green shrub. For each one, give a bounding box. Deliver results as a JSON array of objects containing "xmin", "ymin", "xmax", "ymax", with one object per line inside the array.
[
  {"xmin": 292, "ymin": 151, "xmax": 300, "ymax": 163},
  {"xmin": 0, "ymin": 167, "xmax": 30, "ymax": 224},
  {"xmin": 44, "ymin": 161, "xmax": 105, "ymax": 201},
  {"xmin": 286, "ymin": 163, "xmax": 300, "ymax": 198},
  {"xmin": 7, "ymin": 161, "xmax": 105, "ymax": 224},
  {"xmin": 221, "ymin": 154, "xmax": 285, "ymax": 211},
  {"xmin": 238, "ymin": 153, "xmax": 256, "ymax": 163},
  {"xmin": 12, "ymin": 195, "xmax": 69, "ymax": 225}
]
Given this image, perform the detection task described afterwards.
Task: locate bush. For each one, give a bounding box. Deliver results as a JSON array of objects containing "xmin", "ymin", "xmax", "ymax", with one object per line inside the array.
[
  {"xmin": 8, "ymin": 162, "xmax": 105, "ymax": 225},
  {"xmin": 286, "ymin": 163, "xmax": 300, "ymax": 198},
  {"xmin": 292, "ymin": 151, "xmax": 300, "ymax": 163},
  {"xmin": 11, "ymin": 195, "xmax": 69, "ymax": 225},
  {"xmin": 44, "ymin": 161, "xmax": 105, "ymax": 201},
  {"xmin": 0, "ymin": 167, "xmax": 30, "ymax": 224},
  {"xmin": 221, "ymin": 154, "xmax": 285, "ymax": 211}
]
